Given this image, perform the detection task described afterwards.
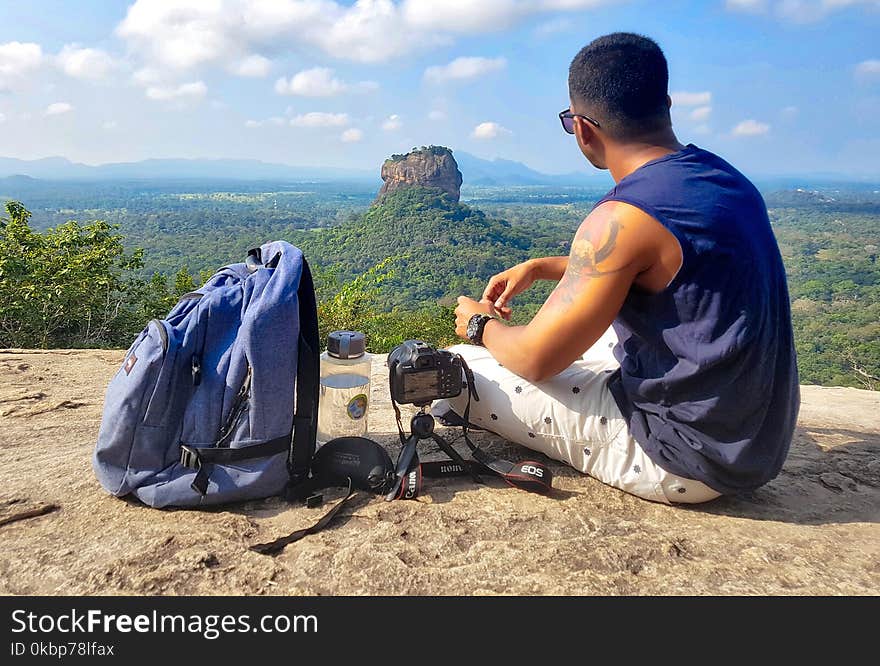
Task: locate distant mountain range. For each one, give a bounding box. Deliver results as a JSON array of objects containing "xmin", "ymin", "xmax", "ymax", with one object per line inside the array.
[
  {"xmin": 454, "ymin": 152, "xmax": 606, "ymax": 186},
  {"xmin": 0, "ymin": 156, "xmax": 375, "ymax": 182},
  {"xmin": 0, "ymin": 153, "xmax": 606, "ymax": 187},
  {"xmin": 5, "ymin": 153, "xmax": 866, "ymax": 190}
]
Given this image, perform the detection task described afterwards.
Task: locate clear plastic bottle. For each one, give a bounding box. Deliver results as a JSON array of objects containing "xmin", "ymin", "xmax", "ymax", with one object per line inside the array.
[{"xmin": 317, "ymin": 331, "xmax": 372, "ymax": 445}]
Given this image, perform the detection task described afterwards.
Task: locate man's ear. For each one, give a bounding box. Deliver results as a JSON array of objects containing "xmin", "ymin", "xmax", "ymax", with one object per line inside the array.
[
  {"xmin": 573, "ymin": 116, "xmax": 593, "ymax": 144},
  {"xmin": 667, "ymin": 94, "xmax": 672, "ymax": 109}
]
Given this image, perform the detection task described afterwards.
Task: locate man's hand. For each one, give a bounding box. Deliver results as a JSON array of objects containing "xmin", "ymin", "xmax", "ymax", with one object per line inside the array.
[
  {"xmin": 454, "ymin": 296, "xmax": 495, "ymax": 340},
  {"xmin": 481, "ymin": 261, "xmax": 538, "ymax": 320}
]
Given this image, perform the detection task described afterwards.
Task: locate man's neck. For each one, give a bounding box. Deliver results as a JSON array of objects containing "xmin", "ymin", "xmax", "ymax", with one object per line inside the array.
[{"xmin": 606, "ymin": 132, "xmax": 686, "ymax": 183}]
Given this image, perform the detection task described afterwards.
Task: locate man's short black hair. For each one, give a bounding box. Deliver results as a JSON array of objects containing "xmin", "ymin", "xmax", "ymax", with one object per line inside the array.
[{"xmin": 569, "ymin": 32, "xmax": 670, "ymax": 140}]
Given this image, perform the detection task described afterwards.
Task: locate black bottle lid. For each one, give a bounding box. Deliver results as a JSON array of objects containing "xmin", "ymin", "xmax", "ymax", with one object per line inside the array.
[{"xmin": 327, "ymin": 330, "xmax": 366, "ymax": 359}]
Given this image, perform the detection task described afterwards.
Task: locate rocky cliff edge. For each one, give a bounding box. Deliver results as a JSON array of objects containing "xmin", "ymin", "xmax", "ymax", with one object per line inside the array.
[{"xmin": 0, "ymin": 349, "xmax": 878, "ymax": 595}]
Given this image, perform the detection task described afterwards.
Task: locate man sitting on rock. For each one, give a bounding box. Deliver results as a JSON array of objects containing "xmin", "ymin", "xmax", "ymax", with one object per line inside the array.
[{"xmin": 434, "ymin": 32, "xmax": 800, "ymax": 504}]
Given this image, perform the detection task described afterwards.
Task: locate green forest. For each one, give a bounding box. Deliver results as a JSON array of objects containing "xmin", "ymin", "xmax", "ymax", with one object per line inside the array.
[{"xmin": 1, "ymin": 178, "xmax": 878, "ymax": 390}]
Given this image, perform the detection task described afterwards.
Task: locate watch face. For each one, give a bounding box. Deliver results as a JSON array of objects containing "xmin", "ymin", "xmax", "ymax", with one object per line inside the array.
[
  {"xmin": 467, "ymin": 314, "xmax": 487, "ymax": 342},
  {"xmin": 466, "ymin": 316, "xmax": 480, "ymax": 339}
]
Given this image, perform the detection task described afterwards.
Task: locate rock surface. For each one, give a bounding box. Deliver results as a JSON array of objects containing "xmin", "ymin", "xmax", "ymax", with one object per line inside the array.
[
  {"xmin": 0, "ymin": 348, "xmax": 878, "ymax": 596},
  {"xmin": 377, "ymin": 146, "xmax": 463, "ymax": 203}
]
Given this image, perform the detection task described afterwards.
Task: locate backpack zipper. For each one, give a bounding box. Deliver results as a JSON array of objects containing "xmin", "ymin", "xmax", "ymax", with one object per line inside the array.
[
  {"xmin": 149, "ymin": 319, "xmax": 168, "ymax": 354},
  {"xmin": 216, "ymin": 364, "xmax": 252, "ymax": 447}
]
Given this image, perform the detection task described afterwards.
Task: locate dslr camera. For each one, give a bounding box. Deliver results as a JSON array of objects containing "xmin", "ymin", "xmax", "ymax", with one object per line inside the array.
[{"xmin": 387, "ymin": 340, "xmax": 463, "ymax": 406}]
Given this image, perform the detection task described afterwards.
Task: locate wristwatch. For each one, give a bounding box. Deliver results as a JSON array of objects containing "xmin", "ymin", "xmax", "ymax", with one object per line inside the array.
[{"xmin": 466, "ymin": 313, "xmax": 496, "ymax": 346}]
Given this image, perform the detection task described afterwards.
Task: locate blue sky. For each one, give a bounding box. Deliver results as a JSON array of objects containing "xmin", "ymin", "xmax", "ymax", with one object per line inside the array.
[{"xmin": 0, "ymin": 0, "xmax": 878, "ymax": 178}]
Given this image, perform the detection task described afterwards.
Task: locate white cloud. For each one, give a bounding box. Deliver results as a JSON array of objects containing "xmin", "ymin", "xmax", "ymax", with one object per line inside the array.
[
  {"xmin": 0, "ymin": 41, "xmax": 43, "ymax": 76},
  {"xmin": 117, "ymin": 0, "xmax": 235, "ymax": 69},
  {"xmin": 781, "ymin": 105, "xmax": 799, "ymax": 119},
  {"xmin": 779, "ymin": 0, "xmax": 880, "ymax": 23},
  {"xmin": 693, "ymin": 124, "xmax": 711, "ymax": 135},
  {"xmin": 0, "ymin": 112, "xmax": 5, "ymax": 123},
  {"xmin": 534, "ymin": 17, "xmax": 574, "ymax": 37},
  {"xmin": 732, "ymin": 119, "xmax": 771, "ymax": 136},
  {"xmin": 102, "ymin": 120, "xmax": 118, "ymax": 130},
  {"xmin": 341, "ymin": 128, "xmax": 363, "ymax": 142},
  {"xmin": 275, "ymin": 67, "xmax": 378, "ymax": 96},
  {"xmin": 56, "ymin": 45, "xmax": 116, "ymax": 80},
  {"xmin": 276, "ymin": 67, "xmax": 344, "ymax": 96},
  {"xmin": 726, "ymin": 0, "xmax": 880, "ymax": 22},
  {"xmin": 725, "ymin": 0, "xmax": 767, "ymax": 12},
  {"xmin": 404, "ymin": 0, "xmax": 524, "ymax": 32},
  {"xmin": 230, "ymin": 54, "xmax": 271, "ymax": 77},
  {"xmin": 542, "ymin": 0, "xmax": 612, "ymax": 8},
  {"xmin": 0, "ymin": 41, "xmax": 43, "ymax": 88},
  {"xmin": 116, "ymin": 0, "xmax": 429, "ymax": 68},
  {"xmin": 672, "ymin": 91, "xmax": 712, "ymax": 106},
  {"xmin": 402, "ymin": 0, "xmax": 614, "ymax": 33},
  {"xmin": 132, "ymin": 67, "xmax": 162, "ymax": 86},
  {"xmin": 425, "ymin": 56, "xmax": 506, "ymax": 84},
  {"xmin": 292, "ymin": 1, "xmax": 436, "ymax": 64},
  {"xmin": 428, "ymin": 109, "xmax": 447, "ymax": 121},
  {"xmin": 690, "ymin": 106, "xmax": 712, "ymax": 122},
  {"xmin": 855, "ymin": 59, "xmax": 880, "ymax": 81},
  {"xmin": 471, "ymin": 121, "xmax": 512, "ymax": 139},
  {"xmin": 290, "ymin": 112, "xmax": 349, "ymax": 128},
  {"xmin": 382, "ymin": 114, "xmax": 402, "ymax": 130},
  {"xmin": 145, "ymin": 80, "xmax": 207, "ymax": 101},
  {"xmin": 115, "ymin": 0, "xmax": 623, "ymax": 71},
  {"xmin": 45, "ymin": 102, "xmax": 73, "ymax": 116},
  {"xmin": 245, "ymin": 116, "xmax": 285, "ymax": 128}
]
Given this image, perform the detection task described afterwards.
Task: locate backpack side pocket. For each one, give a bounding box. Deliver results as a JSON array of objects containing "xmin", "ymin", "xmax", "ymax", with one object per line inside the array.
[
  {"xmin": 93, "ymin": 319, "xmax": 175, "ymax": 496},
  {"xmin": 142, "ymin": 319, "xmax": 181, "ymax": 427}
]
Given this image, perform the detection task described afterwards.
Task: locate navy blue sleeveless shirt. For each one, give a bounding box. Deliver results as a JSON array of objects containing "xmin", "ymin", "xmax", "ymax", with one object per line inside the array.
[{"xmin": 596, "ymin": 144, "xmax": 799, "ymax": 494}]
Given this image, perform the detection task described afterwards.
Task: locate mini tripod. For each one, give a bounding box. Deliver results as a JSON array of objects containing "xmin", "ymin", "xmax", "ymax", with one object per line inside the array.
[{"xmin": 385, "ymin": 404, "xmax": 482, "ymax": 501}]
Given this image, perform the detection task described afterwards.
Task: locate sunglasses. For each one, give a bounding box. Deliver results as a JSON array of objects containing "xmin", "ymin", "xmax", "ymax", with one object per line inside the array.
[{"xmin": 559, "ymin": 108, "xmax": 601, "ymax": 134}]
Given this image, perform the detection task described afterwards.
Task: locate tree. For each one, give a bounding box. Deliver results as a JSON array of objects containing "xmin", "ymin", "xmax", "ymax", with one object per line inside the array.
[
  {"xmin": 0, "ymin": 200, "xmax": 152, "ymax": 347},
  {"xmin": 317, "ymin": 256, "xmax": 457, "ymax": 352}
]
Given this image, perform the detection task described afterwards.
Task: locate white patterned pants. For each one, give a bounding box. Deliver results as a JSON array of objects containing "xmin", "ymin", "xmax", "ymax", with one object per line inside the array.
[{"xmin": 433, "ymin": 327, "xmax": 721, "ymax": 504}]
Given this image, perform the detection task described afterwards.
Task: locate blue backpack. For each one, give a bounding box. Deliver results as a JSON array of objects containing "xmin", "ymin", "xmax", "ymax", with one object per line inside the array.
[{"xmin": 92, "ymin": 241, "xmax": 319, "ymax": 508}]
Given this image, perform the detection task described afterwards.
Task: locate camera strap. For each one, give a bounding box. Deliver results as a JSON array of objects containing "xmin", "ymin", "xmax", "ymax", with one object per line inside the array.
[
  {"xmin": 455, "ymin": 355, "xmax": 553, "ymax": 495},
  {"xmin": 251, "ymin": 477, "xmax": 358, "ymax": 556},
  {"xmin": 387, "ymin": 355, "xmax": 552, "ymax": 496},
  {"xmin": 251, "ymin": 352, "xmax": 553, "ymax": 555}
]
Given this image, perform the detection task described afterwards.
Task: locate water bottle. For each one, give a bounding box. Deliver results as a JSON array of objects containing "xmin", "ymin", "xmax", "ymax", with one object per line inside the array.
[{"xmin": 317, "ymin": 330, "xmax": 372, "ymax": 445}]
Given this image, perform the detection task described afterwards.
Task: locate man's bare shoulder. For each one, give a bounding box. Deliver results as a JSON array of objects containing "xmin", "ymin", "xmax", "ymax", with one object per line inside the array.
[{"xmin": 570, "ymin": 200, "xmax": 663, "ymax": 277}]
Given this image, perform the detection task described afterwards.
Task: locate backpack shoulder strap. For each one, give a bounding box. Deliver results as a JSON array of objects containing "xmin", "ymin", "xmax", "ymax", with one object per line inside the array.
[{"xmin": 289, "ymin": 256, "xmax": 320, "ymax": 488}]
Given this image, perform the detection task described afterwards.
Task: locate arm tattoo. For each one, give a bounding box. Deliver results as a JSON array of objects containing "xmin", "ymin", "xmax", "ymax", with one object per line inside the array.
[{"xmin": 546, "ymin": 215, "xmax": 623, "ymax": 308}]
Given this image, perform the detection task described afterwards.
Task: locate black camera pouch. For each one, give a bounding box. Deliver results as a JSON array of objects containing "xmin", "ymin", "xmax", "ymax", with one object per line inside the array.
[
  {"xmin": 251, "ymin": 436, "xmax": 420, "ymax": 556},
  {"xmin": 311, "ymin": 436, "xmax": 396, "ymax": 493}
]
